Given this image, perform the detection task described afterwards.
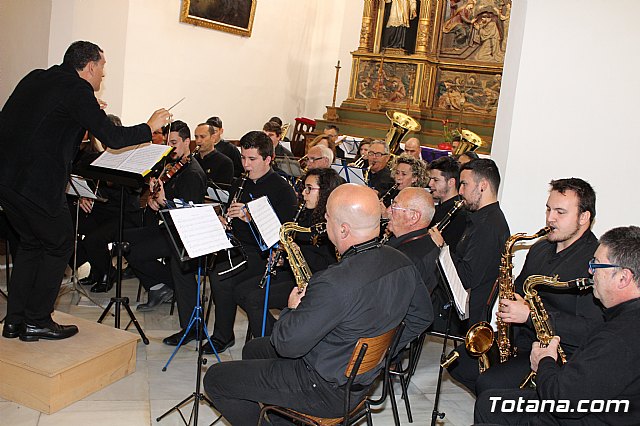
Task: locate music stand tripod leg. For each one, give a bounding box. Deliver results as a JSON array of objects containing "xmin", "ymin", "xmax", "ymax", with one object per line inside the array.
[
  {"xmin": 97, "ymin": 186, "xmax": 149, "ymax": 344},
  {"xmin": 431, "ymin": 292, "xmax": 456, "ymax": 426},
  {"xmin": 157, "ymin": 260, "xmax": 222, "ymax": 426}
]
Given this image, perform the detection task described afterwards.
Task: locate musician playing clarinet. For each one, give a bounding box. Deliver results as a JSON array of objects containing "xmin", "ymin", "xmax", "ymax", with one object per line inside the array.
[{"xmin": 0, "ymin": 40, "xmax": 170, "ymax": 342}]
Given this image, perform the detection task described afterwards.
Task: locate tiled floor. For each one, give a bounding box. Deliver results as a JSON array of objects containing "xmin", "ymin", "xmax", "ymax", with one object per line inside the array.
[{"xmin": 0, "ymin": 261, "xmax": 474, "ymax": 425}]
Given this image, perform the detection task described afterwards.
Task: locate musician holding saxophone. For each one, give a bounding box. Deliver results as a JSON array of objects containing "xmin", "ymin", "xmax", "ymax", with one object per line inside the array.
[
  {"xmin": 476, "ymin": 226, "xmax": 640, "ymax": 425},
  {"xmin": 475, "ymin": 178, "xmax": 604, "ymax": 395},
  {"xmin": 236, "ymin": 167, "xmax": 342, "ymax": 337}
]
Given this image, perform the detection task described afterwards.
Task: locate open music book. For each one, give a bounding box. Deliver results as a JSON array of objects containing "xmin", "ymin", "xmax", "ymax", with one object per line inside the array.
[
  {"xmin": 438, "ymin": 245, "xmax": 470, "ymax": 320},
  {"xmin": 90, "ymin": 143, "xmax": 172, "ymax": 176},
  {"xmin": 331, "ymin": 163, "xmax": 366, "ymax": 185},
  {"xmin": 246, "ymin": 196, "xmax": 282, "ymax": 250},
  {"xmin": 66, "ymin": 174, "xmax": 106, "ymax": 201}
]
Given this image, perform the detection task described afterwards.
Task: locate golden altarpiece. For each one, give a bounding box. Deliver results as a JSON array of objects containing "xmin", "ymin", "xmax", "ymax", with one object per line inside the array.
[{"xmin": 317, "ymin": 0, "xmax": 511, "ymax": 154}]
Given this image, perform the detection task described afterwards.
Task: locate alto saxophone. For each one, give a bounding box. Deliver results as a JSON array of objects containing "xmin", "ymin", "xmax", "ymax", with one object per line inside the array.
[
  {"xmin": 519, "ymin": 274, "xmax": 593, "ymax": 389},
  {"xmin": 278, "ymin": 221, "xmax": 326, "ymax": 292},
  {"xmin": 441, "ymin": 226, "xmax": 551, "ymax": 372}
]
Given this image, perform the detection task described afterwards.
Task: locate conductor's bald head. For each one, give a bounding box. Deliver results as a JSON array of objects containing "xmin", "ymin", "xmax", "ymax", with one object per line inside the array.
[{"xmin": 325, "ymin": 184, "xmax": 381, "ymax": 254}]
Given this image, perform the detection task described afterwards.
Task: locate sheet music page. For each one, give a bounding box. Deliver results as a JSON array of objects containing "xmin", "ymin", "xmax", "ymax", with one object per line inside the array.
[
  {"xmin": 207, "ymin": 187, "xmax": 229, "ymax": 204},
  {"xmin": 438, "ymin": 246, "xmax": 470, "ymax": 320},
  {"xmin": 339, "ymin": 136, "xmax": 361, "ymax": 158},
  {"xmin": 247, "ymin": 196, "xmax": 282, "ymax": 249},
  {"xmin": 91, "ymin": 143, "xmax": 172, "ymax": 176},
  {"xmin": 331, "ymin": 164, "xmax": 366, "ymax": 185},
  {"xmin": 66, "ymin": 175, "xmax": 98, "ymax": 199},
  {"xmin": 169, "ymin": 205, "xmax": 232, "ymax": 258},
  {"xmin": 280, "ymin": 141, "xmax": 292, "ymax": 152}
]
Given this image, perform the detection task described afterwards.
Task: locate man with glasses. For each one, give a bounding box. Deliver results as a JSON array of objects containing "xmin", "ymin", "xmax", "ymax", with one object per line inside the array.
[
  {"xmin": 476, "ymin": 226, "xmax": 640, "ymax": 425},
  {"xmin": 475, "ymin": 177, "xmax": 604, "ymax": 395},
  {"xmin": 366, "ymin": 139, "xmax": 395, "ymax": 196},
  {"xmin": 386, "ymin": 187, "xmax": 439, "ymax": 294},
  {"xmin": 206, "ymin": 116, "xmax": 243, "ymax": 177},
  {"xmin": 305, "ymin": 145, "xmax": 333, "ymax": 170}
]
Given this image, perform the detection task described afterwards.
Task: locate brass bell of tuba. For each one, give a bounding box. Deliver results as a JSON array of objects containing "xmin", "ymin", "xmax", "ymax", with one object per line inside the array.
[
  {"xmin": 385, "ymin": 110, "xmax": 421, "ymax": 156},
  {"xmin": 452, "ymin": 129, "xmax": 484, "ymax": 156}
]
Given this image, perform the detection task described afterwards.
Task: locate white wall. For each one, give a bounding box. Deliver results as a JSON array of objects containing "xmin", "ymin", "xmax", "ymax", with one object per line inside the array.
[
  {"xmin": 0, "ymin": 0, "xmax": 52, "ymax": 106},
  {"xmin": 495, "ymin": 0, "xmax": 639, "ymax": 242},
  {"xmin": 0, "ymin": 0, "xmax": 362, "ymax": 138}
]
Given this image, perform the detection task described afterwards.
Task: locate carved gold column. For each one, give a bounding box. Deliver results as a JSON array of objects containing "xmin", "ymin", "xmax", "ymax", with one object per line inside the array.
[
  {"xmin": 415, "ymin": 0, "xmax": 432, "ymax": 55},
  {"xmin": 358, "ymin": 0, "xmax": 376, "ymax": 52}
]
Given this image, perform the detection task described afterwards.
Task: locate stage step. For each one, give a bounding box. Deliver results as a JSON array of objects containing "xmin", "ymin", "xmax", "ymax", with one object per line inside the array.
[{"xmin": 0, "ymin": 311, "xmax": 138, "ymax": 414}]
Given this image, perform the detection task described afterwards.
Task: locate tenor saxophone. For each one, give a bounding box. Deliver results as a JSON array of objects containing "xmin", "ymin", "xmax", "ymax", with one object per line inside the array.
[{"xmin": 519, "ymin": 274, "xmax": 593, "ymax": 389}]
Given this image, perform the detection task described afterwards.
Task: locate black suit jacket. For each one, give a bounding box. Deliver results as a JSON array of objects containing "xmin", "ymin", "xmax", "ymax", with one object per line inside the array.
[{"xmin": 0, "ymin": 63, "xmax": 151, "ymax": 215}]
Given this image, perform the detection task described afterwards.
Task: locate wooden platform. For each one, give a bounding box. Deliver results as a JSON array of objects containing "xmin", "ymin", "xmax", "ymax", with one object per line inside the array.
[{"xmin": 0, "ymin": 311, "xmax": 138, "ymax": 414}]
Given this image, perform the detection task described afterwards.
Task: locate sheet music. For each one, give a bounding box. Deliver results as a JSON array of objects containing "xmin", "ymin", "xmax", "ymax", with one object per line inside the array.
[
  {"xmin": 247, "ymin": 196, "xmax": 282, "ymax": 249},
  {"xmin": 280, "ymin": 141, "xmax": 292, "ymax": 153},
  {"xmin": 91, "ymin": 143, "xmax": 172, "ymax": 176},
  {"xmin": 66, "ymin": 175, "xmax": 98, "ymax": 199},
  {"xmin": 207, "ymin": 187, "xmax": 229, "ymax": 204},
  {"xmin": 169, "ymin": 205, "xmax": 232, "ymax": 258},
  {"xmin": 438, "ymin": 246, "xmax": 470, "ymax": 320},
  {"xmin": 331, "ymin": 164, "xmax": 366, "ymax": 185}
]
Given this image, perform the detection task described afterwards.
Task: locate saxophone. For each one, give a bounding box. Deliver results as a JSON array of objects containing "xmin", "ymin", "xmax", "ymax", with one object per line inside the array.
[
  {"xmin": 519, "ymin": 274, "xmax": 593, "ymax": 389},
  {"xmin": 278, "ymin": 221, "xmax": 326, "ymax": 292},
  {"xmin": 440, "ymin": 226, "xmax": 551, "ymax": 372}
]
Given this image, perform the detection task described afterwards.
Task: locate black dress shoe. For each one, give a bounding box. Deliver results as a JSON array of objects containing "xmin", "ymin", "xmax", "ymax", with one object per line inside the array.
[
  {"xmin": 20, "ymin": 321, "xmax": 79, "ymax": 342},
  {"xmin": 2, "ymin": 322, "xmax": 22, "ymax": 339},
  {"xmin": 121, "ymin": 265, "xmax": 136, "ymax": 280},
  {"xmin": 163, "ymin": 328, "xmax": 201, "ymax": 346},
  {"xmin": 202, "ymin": 338, "xmax": 235, "ymax": 355},
  {"xmin": 90, "ymin": 273, "xmax": 116, "ymax": 293},
  {"xmin": 79, "ymin": 274, "xmax": 97, "ymax": 286},
  {"xmin": 136, "ymin": 286, "xmax": 173, "ymax": 312}
]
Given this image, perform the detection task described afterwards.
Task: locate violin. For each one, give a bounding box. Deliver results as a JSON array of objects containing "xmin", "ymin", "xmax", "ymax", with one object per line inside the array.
[{"xmin": 149, "ymin": 145, "xmax": 200, "ymax": 200}]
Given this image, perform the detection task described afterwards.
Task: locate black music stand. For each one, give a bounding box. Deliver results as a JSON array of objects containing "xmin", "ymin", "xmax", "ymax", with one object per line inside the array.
[
  {"xmin": 431, "ymin": 257, "xmax": 466, "ymax": 426},
  {"xmin": 155, "ymin": 205, "xmax": 225, "ymax": 426},
  {"xmin": 81, "ymin": 165, "xmax": 156, "ymax": 345}
]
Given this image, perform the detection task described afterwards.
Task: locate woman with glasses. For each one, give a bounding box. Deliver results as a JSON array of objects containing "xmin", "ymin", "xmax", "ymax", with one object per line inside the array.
[{"xmin": 236, "ymin": 167, "xmax": 343, "ymax": 338}]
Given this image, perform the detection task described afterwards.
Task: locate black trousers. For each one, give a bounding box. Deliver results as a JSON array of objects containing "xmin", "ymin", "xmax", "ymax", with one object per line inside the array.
[
  {"xmin": 446, "ymin": 342, "xmax": 481, "ymax": 393},
  {"xmin": 0, "ymin": 187, "xmax": 73, "ymax": 326},
  {"xmin": 475, "ymin": 351, "xmax": 532, "ymax": 396},
  {"xmin": 235, "ymin": 269, "xmax": 296, "ymax": 338},
  {"xmin": 203, "ymin": 337, "xmax": 367, "ymax": 425},
  {"xmin": 208, "ymin": 248, "xmax": 266, "ymax": 344},
  {"xmin": 124, "ymin": 223, "xmax": 174, "ymax": 292}
]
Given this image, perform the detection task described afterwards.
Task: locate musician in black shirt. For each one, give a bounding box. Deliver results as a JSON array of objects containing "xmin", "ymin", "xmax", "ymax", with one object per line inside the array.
[
  {"xmin": 205, "ymin": 116, "xmax": 243, "ymax": 178},
  {"xmin": 203, "ymin": 184, "xmax": 433, "ymax": 425},
  {"xmin": 428, "ymin": 155, "xmax": 467, "ymax": 251},
  {"xmin": 475, "ymin": 226, "xmax": 640, "ymax": 425},
  {"xmin": 367, "ymin": 140, "xmax": 395, "ymax": 196},
  {"xmin": 193, "ymin": 123, "xmax": 234, "ymax": 185},
  {"xmin": 236, "ymin": 167, "xmax": 342, "ymax": 338},
  {"xmin": 475, "ymin": 178, "xmax": 603, "ymax": 395}
]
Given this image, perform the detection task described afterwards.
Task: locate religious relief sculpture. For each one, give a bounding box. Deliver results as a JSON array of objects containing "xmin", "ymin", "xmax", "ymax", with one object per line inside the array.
[
  {"xmin": 440, "ymin": 0, "xmax": 511, "ymax": 63},
  {"xmin": 435, "ymin": 71, "xmax": 502, "ymax": 113},
  {"xmin": 355, "ymin": 60, "xmax": 418, "ymax": 104},
  {"xmin": 382, "ymin": 0, "xmax": 419, "ymax": 51}
]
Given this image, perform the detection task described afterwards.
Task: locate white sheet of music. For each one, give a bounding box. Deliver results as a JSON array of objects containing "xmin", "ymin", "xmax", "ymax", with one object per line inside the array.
[
  {"xmin": 331, "ymin": 164, "xmax": 366, "ymax": 185},
  {"xmin": 91, "ymin": 143, "xmax": 172, "ymax": 176},
  {"xmin": 66, "ymin": 175, "xmax": 98, "ymax": 199},
  {"xmin": 169, "ymin": 205, "xmax": 232, "ymax": 258},
  {"xmin": 207, "ymin": 187, "xmax": 229, "ymax": 204},
  {"xmin": 438, "ymin": 245, "xmax": 470, "ymax": 320},
  {"xmin": 247, "ymin": 196, "xmax": 282, "ymax": 249}
]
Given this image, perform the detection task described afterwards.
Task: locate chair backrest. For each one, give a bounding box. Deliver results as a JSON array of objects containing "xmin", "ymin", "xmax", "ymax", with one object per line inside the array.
[
  {"xmin": 345, "ymin": 323, "xmax": 404, "ymax": 378},
  {"xmin": 291, "ymin": 117, "xmax": 317, "ymax": 157}
]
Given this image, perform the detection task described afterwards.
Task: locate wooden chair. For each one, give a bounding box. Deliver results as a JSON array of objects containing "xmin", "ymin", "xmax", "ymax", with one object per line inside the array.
[
  {"xmin": 258, "ymin": 322, "xmax": 405, "ymax": 426},
  {"xmin": 291, "ymin": 117, "xmax": 317, "ymax": 157}
]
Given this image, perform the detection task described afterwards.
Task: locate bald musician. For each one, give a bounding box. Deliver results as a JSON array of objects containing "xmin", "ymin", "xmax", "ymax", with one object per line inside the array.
[{"xmin": 203, "ymin": 184, "xmax": 433, "ymax": 424}]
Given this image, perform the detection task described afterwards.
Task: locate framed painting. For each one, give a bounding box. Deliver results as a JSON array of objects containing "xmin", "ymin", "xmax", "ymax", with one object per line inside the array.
[{"xmin": 180, "ymin": 0, "xmax": 257, "ymax": 37}]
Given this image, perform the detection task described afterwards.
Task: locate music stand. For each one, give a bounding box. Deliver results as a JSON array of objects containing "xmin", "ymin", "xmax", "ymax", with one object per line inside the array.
[
  {"xmin": 156, "ymin": 204, "xmax": 231, "ymax": 426},
  {"xmin": 331, "ymin": 163, "xmax": 366, "ymax": 185},
  {"xmin": 431, "ymin": 257, "xmax": 466, "ymax": 426}
]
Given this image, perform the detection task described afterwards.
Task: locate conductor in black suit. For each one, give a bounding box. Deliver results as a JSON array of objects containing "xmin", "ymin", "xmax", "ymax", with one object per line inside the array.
[{"xmin": 0, "ymin": 40, "xmax": 171, "ymax": 342}]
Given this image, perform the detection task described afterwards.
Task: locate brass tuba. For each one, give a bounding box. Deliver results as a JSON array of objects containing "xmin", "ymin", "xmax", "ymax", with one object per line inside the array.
[
  {"xmin": 452, "ymin": 129, "xmax": 484, "ymax": 156},
  {"xmin": 385, "ymin": 110, "xmax": 421, "ymax": 155},
  {"xmin": 519, "ymin": 275, "xmax": 593, "ymax": 389}
]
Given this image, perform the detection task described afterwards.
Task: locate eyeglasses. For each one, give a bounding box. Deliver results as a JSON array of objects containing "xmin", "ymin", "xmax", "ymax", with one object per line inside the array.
[
  {"xmin": 588, "ymin": 257, "xmax": 621, "ymax": 274},
  {"xmin": 303, "ymin": 186, "xmax": 321, "ymax": 193},
  {"xmin": 390, "ymin": 202, "xmax": 416, "ymax": 214},
  {"xmin": 368, "ymin": 151, "xmax": 388, "ymax": 158},
  {"xmin": 307, "ymin": 157, "xmax": 325, "ymax": 163}
]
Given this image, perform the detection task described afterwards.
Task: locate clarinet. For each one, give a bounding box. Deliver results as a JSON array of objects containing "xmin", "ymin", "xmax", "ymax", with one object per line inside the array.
[
  {"xmin": 434, "ymin": 199, "xmax": 464, "ymax": 232},
  {"xmin": 258, "ymin": 202, "xmax": 305, "ymax": 288},
  {"xmin": 218, "ymin": 172, "xmax": 250, "ymax": 276},
  {"xmin": 225, "ymin": 172, "xmax": 248, "ymax": 226}
]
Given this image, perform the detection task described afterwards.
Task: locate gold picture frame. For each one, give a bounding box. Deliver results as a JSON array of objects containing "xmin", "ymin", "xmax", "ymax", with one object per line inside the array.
[{"xmin": 180, "ymin": 0, "xmax": 257, "ymax": 37}]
